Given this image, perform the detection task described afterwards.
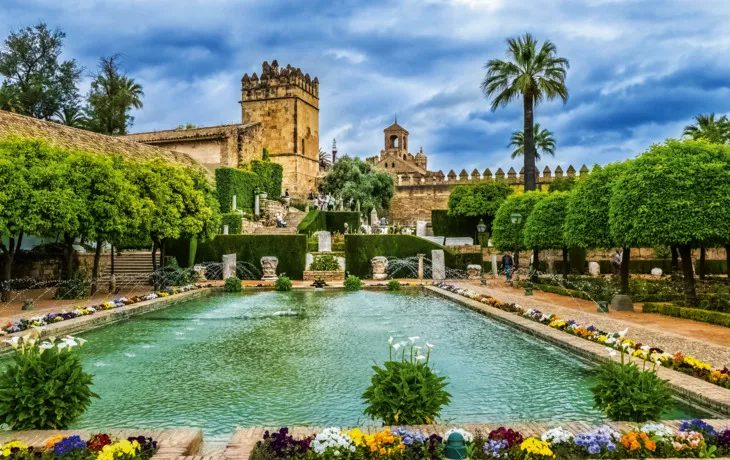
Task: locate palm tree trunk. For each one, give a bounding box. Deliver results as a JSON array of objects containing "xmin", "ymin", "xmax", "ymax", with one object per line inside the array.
[{"xmin": 523, "ymin": 93, "xmax": 536, "ymax": 191}]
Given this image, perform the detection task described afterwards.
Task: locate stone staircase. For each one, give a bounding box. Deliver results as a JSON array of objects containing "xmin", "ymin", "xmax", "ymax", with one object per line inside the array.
[
  {"xmin": 100, "ymin": 251, "xmax": 154, "ymax": 286},
  {"xmin": 252, "ymin": 208, "xmax": 306, "ymax": 235}
]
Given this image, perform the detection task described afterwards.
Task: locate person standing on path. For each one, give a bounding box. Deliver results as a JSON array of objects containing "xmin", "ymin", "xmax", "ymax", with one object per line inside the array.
[{"xmin": 501, "ymin": 252, "xmax": 514, "ymax": 283}]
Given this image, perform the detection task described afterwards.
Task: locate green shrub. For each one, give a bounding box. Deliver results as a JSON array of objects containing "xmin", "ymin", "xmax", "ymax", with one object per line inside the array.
[
  {"xmin": 298, "ymin": 210, "xmax": 359, "ymax": 235},
  {"xmin": 215, "ymin": 162, "xmax": 283, "ymax": 213},
  {"xmin": 221, "ymin": 212, "xmax": 243, "ymax": 234},
  {"xmin": 275, "ymin": 275, "xmax": 292, "ymax": 292},
  {"xmin": 0, "ymin": 338, "xmax": 98, "ymax": 429},
  {"xmin": 643, "ymin": 302, "xmax": 730, "ymax": 328},
  {"xmin": 432, "ymin": 209, "xmax": 490, "ymax": 237},
  {"xmin": 224, "ymin": 276, "xmax": 242, "ymax": 292},
  {"xmin": 362, "ymin": 342, "xmax": 451, "ymax": 425},
  {"xmin": 195, "ymin": 235, "xmax": 307, "ymax": 279},
  {"xmin": 249, "ymin": 159, "xmax": 282, "ymax": 199},
  {"xmin": 151, "ymin": 258, "xmax": 194, "ymax": 289},
  {"xmin": 387, "ymin": 279, "xmax": 401, "ymax": 291},
  {"xmin": 591, "ymin": 354, "xmax": 673, "ymax": 422},
  {"xmin": 310, "ymin": 254, "xmax": 341, "ymax": 271},
  {"xmin": 53, "ymin": 269, "xmax": 91, "ymax": 300},
  {"xmin": 344, "ymin": 275, "xmax": 362, "ymax": 291}
]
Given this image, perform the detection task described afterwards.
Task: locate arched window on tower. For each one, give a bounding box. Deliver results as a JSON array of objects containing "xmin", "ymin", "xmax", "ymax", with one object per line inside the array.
[
  {"xmin": 390, "ymin": 135, "xmax": 399, "ymax": 149},
  {"xmin": 384, "ymin": 162, "xmax": 388, "ymax": 168},
  {"xmin": 403, "ymin": 154, "xmax": 407, "ymax": 160},
  {"xmin": 392, "ymin": 162, "xmax": 395, "ymax": 168}
]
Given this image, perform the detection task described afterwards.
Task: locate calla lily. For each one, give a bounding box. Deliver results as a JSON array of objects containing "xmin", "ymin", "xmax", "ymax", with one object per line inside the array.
[
  {"xmin": 618, "ymin": 328, "xmax": 629, "ymax": 338},
  {"xmin": 388, "ymin": 337, "xmax": 393, "ymax": 345},
  {"xmin": 393, "ymin": 343, "xmax": 401, "ymax": 350},
  {"xmin": 605, "ymin": 347, "xmax": 617, "ymax": 357},
  {"xmin": 408, "ymin": 336, "xmax": 419, "ymax": 343},
  {"xmin": 426, "ymin": 342, "xmax": 434, "ymax": 349},
  {"xmin": 3, "ymin": 337, "xmax": 20, "ymax": 349},
  {"xmin": 77, "ymin": 338, "xmax": 87, "ymax": 347}
]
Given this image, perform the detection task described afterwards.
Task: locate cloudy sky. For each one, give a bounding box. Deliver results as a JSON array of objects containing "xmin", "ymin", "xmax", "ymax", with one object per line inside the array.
[{"xmin": 3, "ymin": 0, "xmax": 730, "ymax": 173}]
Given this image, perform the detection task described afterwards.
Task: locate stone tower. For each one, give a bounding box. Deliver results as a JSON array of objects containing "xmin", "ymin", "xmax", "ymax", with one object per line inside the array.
[
  {"xmin": 383, "ymin": 118, "xmax": 408, "ymax": 157},
  {"xmin": 240, "ymin": 60, "xmax": 319, "ymax": 198}
]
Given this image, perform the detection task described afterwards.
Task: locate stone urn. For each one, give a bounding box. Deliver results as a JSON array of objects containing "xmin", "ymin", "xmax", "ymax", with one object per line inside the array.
[
  {"xmin": 371, "ymin": 256, "xmax": 388, "ymax": 280},
  {"xmin": 193, "ymin": 265, "xmax": 207, "ymax": 283},
  {"xmin": 260, "ymin": 256, "xmax": 279, "ymax": 281},
  {"xmin": 467, "ymin": 264, "xmax": 482, "ymax": 280}
]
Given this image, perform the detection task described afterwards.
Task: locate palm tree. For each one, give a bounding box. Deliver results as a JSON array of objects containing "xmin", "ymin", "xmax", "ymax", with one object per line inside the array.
[
  {"xmin": 0, "ymin": 86, "xmax": 24, "ymax": 114},
  {"xmin": 319, "ymin": 147, "xmax": 332, "ymax": 170},
  {"xmin": 682, "ymin": 113, "xmax": 730, "ymax": 144},
  {"xmin": 121, "ymin": 76, "xmax": 144, "ymax": 110},
  {"xmin": 508, "ymin": 123, "xmax": 555, "ymax": 160},
  {"xmin": 482, "ymin": 33, "xmax": 569, "ymax": 190},
  {"xmin": 54, "ymin": 106, "xmax": 88, "ymax": 128}
]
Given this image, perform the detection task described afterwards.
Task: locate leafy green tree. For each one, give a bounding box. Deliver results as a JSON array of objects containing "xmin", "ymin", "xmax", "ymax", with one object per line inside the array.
[
  {"xmin": 319, "ymin": 156, "xmax": 394, "ymax": 214},
  {"xmin": 508, "ymin": 123, "xmax": 555, "ymax": 160},
  {"xmin": 523, "ymin": 192, "xmax": 570, "ymax": 277},
  {"xmin": 0, "ymin": 86, "xmax": 24, "ymax": 113},
  {"xmin": 0, "ymin": 23, "xmax": 82, "ymax": 120},
  {"xmin": 491, "ymin": 191, "xmax": 545, "ymax": 268},
  {"xmin": 86, "ymin": 55, "xmax": 144, "ymax": 135},
  {"xmin": 682, "ymin": 113, "xmax": 730, "ymax": 144},
  {"xmin": 609, "ymin": 140, "xmax": 730, "ymax": 306},
  {"xmin": 447, "ymin": 182, "xmax": 513, "ymax": 235},
  {"xmin": 482, "ymin": 33, "xmax": 569, "ymax": 191},
  {"xmin": 564, "ymin": 163, "xmax": 632, "ymax": 292},
  {"xmin": 175, "ymin": 123, "xmax": 198, "ymax": 130},
  {"xmin": 547, "ymin": 175, "xmax": 576, "ymax": 192}
]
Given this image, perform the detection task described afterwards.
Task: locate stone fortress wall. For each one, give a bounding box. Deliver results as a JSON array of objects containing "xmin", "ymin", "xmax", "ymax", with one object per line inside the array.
[{"xmin": 389, "ymin": 164, "xmax": 590, "ymax": 225}]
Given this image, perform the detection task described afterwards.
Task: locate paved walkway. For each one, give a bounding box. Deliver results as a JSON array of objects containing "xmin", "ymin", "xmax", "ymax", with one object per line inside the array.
[{"xmin": 453, "ymin": 280, "xmax": 730, "ymax": 369}]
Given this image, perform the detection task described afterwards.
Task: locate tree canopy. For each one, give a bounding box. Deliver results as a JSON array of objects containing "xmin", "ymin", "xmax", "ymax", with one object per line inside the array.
[
  {"xmin": 0, "ymin": 23, "xmax": 82, "ymax": 120},
  {"xmin": 447, "ymin": 182, "xmax": 513, "ymax": 217},
  {"xmin": 523, "ymin": 191, "xmax": 569, "ymax": 250},
  {"xmin": 85, "ymin": 55, "xmax": 144, "ymax": 135},
  {"xmin": 319, "ymin": 156, "xmax": 394, "ymax": 213},
  {"xmin": 682, "ymin": 113, "xmax": 730, "ymax": 144},
  {"xmin": 564, "ymin": 163, "xmax": 626, "ymax": 249},
  {"xmin": 491, "ymin": 191, "xmax": 545, "ymax": 252}
]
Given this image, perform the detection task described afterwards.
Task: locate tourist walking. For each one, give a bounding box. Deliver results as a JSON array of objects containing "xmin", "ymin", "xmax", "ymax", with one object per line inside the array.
[{"xmin": 501, "ymin": 252, "xmax": 514, "ymax": 283}]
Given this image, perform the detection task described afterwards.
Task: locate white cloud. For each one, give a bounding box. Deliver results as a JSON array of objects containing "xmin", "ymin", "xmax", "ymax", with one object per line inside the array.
[{"xmin": 325, "ymin": 49, "xmax": 367, "ymax": 64}]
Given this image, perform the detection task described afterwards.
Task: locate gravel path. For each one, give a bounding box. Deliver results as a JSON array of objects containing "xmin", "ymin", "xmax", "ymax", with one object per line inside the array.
[{"xmin": 453, "ymin": 281, "xmax": 730, "ymax": 369}]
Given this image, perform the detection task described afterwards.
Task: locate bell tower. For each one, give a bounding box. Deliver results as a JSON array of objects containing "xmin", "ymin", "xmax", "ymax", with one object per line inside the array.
[{"xmin": 383, "ymin": 117, "xmax": 409, "ymax": 158}]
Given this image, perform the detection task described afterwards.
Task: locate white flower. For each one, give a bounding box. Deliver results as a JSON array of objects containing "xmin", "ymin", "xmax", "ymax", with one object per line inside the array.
[
  {"xmin": 388, "ymin": 337, "xmax": 394, "ymax": 344},
  {"xmin": 541, "ymin": 427, "xmax": 574, "ymax": 444},
  {"xmin": 416, "ymin": 355, "xmax": 426, "ymax": 360},
  {"xmin": 38, "ymin": 342, "xmax": 54, "ymax": 354},
  {"xmin": 426, "ymin": 342, "xmax": 434, "ymax": 349},
  {"xmin": 334, "ymin": 451, "xmax": 340, "ymax": 457},
  {"xmin": 409, "ymin": 336, "xmax": 420, "ymax": 343},
  {"xmin": 641, "ymin": 423, "xmax": 674, "ymax": 439},
  {"xmin": 3, "ymin": 337, "xmax": 20, "ymax": 349},
  {"xmin": 77, "ymin": 338, "xmax": 88, "ymax": 347},
  {"xmin": 444, "ymin": 428, "xmax": 473, "ymax": 443},
  {"xmin": 393, "ymin": 343, "xmax": 401, "ymax": 350},
  {"xmin": 605, "ymin": 347, "xmax": 617, "ymax": 357},
  {"xmin": 640, "ymin": 345, "xmax": 650, "ymax": 351},
  {"xmin": 618, "ymin": 327, "xmax": 629, "ymax": 337}
]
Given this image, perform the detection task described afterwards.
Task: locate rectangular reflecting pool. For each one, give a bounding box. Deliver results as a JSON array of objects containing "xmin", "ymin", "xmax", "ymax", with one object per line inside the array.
[{"xmin": 25, "ymin": 290, "xmax": 702, "ymax": 439}]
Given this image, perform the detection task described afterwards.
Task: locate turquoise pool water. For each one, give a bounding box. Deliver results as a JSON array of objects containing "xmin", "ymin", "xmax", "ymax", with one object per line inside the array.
[{"xmin": 11, "ymin": 290, "xmax": 702, "ymax": 439}]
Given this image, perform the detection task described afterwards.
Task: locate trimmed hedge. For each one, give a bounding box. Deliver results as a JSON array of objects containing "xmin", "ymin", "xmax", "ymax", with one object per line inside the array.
[
  {"xmin": 643, "ymin": 302, "xmax": 730, "ymax": 328},
  {"xmin": 221, "ymin": 213, "xmax": 242, "ymax": 234},
  {"xmin": 195, "ymin": 235, "xmax": 307, "ymax": 279},
  {"xmin": 344, "ymin": 235, "xmax": 481, "ymax": 278},
  {"xmin": 166, "ymin": 237, "xmax": 197, "ymax": 268},
  {"xmin": 431, "ymin": 210, "xmax": 488, "ymax": 237},
  {"xmin": 298, "ymin": 210, "xmax": 360, "ymax": 235},
  {"xmin": 215, "ymin": 161, "xmax": 283, "ymax": 213}
]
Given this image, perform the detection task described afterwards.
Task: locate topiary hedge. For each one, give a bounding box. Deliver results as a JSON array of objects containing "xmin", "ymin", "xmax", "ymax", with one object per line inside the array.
[
  {"xmin": 431, "ymin": 210, "xmax": 488, "ymax": 237},
  {"xmin": 221, "ymin": 213, "xmax": 242, "ymax": 234},
  {"xmin": 643, "ymin": 302, "xmax": 730, "ymax": 328},
  {"xmin": 298, "ymin": 210, "xmax": 360, "ymax": 235},
  {"xmin": 344, "ymin": 235, "xmax": 481, "ymax": 278},
  {"xmin": 195, "ymin": 235, "xmax": 307, "ymax": 279},
  {"xmin": 215, "ymin": 160, "xmax": 283, "ymax": 213},
  {"xmin": 165, "ymin": 237, "xmax": 197, "ymax": 268}
]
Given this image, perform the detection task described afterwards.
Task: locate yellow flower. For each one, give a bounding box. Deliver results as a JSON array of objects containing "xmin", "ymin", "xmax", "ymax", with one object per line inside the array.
[
  {"xmin": 45, "ymin": 435, "xmax": 66, "ymax": 450},
  {"xmin": 97, "ymin": 440, "xmax": 140, "ymax": 460},
  {"xmin": 2, "ymin": 441, "xmax": 29, "ymax": 457},
  {"xmin": 520, "ymin": 438, "xmax": 554, "ymax": 458}
]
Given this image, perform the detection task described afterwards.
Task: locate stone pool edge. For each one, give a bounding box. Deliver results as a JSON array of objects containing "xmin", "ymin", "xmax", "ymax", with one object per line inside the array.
[
  {"xmin": 425, "ymin": 285, "xmax": 730, "ymax": 418},
  {"xmin": 0, "ymin": 288, "xmax": 212, "ymax": 353}
]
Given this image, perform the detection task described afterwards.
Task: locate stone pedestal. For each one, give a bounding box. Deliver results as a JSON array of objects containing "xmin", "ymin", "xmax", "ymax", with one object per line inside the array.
[
  {"xmin": 491, "ymin": 254, "xmax": 498, "ymax": 275},
  {"xmin": 432, "ymin": 249, "xmax": 445, "ymax": 281},
  {"xmin": 371, "ymin": 256, "xmax": 388, "ymax": 280},
  {"xmin": 232, "ymin": 195, "xmax": 237, "ymax": 211},
  {"xmin": 417, "ymin": 254, "xmax": 425, "ymax": 280},
  {"xmin": 254, "ymin": 195, "xmax": 260, "ymax": 216},
  {"xmin": 588, "ymin": 261, "xmax": 600, "ymax": 276},
  {"xmin": 193, "ymin": 265, "xmax": 207, "ymax": 283},
  {"xmin": 317, "ymin": 231, "xmax": 332, "ymax": 252},
  {"xmin": 370, "ymin": 209, "xmax": 378, "ymax": 226},
  {"xmin": 223, "ymin": 225, "xmax": 229, "ymax": 235},
  {"xmin": 467, "ymin": 264, "xmax": 482, "ymax": 280},
  {"xmin": 260, "ymin": 257, "xmax": 279, "ymax": 281},
  {"xmin": 611, "ymin": 294, "xmax": 634, "ymax": 312},
  {"xmin": 222, "ymin": 254, "xmax": 236, "ymax": 280},
  {"xmin": 416, "ymin": 221, "xmax": 427, "ymax": 237}
]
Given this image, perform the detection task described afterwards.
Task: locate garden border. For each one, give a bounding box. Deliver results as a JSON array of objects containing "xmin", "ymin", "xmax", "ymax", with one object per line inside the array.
[
  {"xmin": 0, "ymin": 288, "xmax": 212, "ymax": 353},
  {"xmin": 425, "ymin": 286, "xmax": 730, "ymax": 417},
  {"xmin": 0, "ymin": 428, "xmax": 203, "ymax": 459}
]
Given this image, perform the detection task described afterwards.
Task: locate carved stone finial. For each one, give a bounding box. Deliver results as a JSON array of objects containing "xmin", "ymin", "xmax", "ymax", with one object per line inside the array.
[
  {"xmin": 567, "ymin": 165, "xmax": 576, "ymax": 177},
  {"xmin": 543, "ymin": 166, "xmax": 552, "ymax": 176},
  {"xmin": 579, "ymin": 164, "xmax": 590, "ymax": 176},
  {"xmin": 447, "ymin": 169, "xmax": 457, "ymax": 179},
  {"xmin": 313, "ymin": 77, "xmax": 319, "ymax": 85},
  {"xmin": 241, "ymin": 73, "xmax": 250, "ymax": 83},
  {"xmin": 251, "ymin": 72, "xmax": 259, "ymax": 82},
  {"xmin": 471, "ymin": 168, "xmax": 480, "ymax": 180},
  {"xmin": 271, "ymin": 59, "xmax": 279, "ymax": 69}
]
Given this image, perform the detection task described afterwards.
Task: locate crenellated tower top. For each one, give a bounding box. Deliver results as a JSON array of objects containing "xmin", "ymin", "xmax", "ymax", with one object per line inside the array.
[{"xmin": 241, "ymin": 60, "xmax": 319, "ymax": 100}]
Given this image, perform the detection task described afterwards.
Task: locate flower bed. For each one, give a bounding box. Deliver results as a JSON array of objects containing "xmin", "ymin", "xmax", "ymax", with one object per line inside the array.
[
  {"xmin": 0, "ymin": 284, "xmax": 200, "ymax": 336},
  {"xmin": 434, "ymin": 283, "xmax": 730, "ymax": 390},
  {"xmin": 0, "ymin": 433, "xmax": 157, "ymax": 459},
  {"xmin": 250, "ymin": 421, "xmax": 730, "ymax": 460}
]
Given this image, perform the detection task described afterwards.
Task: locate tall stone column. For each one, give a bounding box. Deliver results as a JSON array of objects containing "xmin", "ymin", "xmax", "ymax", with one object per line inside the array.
[{"xmin": 417, "ymin": 254, "xmax": 425, "ymax": 280}]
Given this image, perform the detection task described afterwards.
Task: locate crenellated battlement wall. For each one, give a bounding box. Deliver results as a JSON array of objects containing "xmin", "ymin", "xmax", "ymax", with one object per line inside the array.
[{"xmin": 395, "ymin": 164, "xmax": 591, "ymax": 187}]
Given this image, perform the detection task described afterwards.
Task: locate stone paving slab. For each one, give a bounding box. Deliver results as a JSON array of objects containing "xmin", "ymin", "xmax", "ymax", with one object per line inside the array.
[
  {"xmin": 0, "ymin": 288, "xmax": 211, "ymax": 353},
  {"xmin": 225, "ymin": 421, "xmax": 730, "ymax": 459},
  {"xmin": 0, "ymin": 428, "xmax": 202, "ymax": 459},
  {"xmin": 426, "ymin": 286, "xmax": 730, "ymax": 417}
]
